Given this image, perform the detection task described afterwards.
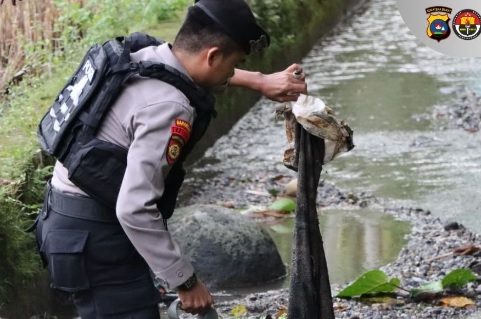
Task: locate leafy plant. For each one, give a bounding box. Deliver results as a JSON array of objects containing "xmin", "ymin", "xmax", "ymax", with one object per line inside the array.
[
  {"xmin": 336, "ymin": 268, "xmax": 477, "ymax": 303},
  {"xmin": 336, "ymin": 270, "xmax": 400, "ymax": 298}
]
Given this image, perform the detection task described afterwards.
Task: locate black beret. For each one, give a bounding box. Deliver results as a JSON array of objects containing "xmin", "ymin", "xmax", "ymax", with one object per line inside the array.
[{"xmin": 194, "ymin": 0, "xmax": 270, "ymax": 54}]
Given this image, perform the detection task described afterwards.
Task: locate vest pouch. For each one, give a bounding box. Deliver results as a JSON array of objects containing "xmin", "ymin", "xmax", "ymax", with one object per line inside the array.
[{"xmin": 67, "ymin": 138, "xmax": 127, "ymax": 208}]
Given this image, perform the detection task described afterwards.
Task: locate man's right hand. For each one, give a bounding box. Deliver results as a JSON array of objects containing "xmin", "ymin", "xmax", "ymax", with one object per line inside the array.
[{"xmin": 177, "ymin": 280, "xmax": 214, "ymax": 315}]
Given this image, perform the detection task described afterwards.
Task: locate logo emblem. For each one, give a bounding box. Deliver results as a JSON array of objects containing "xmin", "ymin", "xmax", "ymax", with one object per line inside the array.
[
  {"xmin": 426, "ymin": 7, "xmax": 452, "ymax": 42},
  {"xmin": 166, "ymin": 119, "xmax": 192, "ymax": 165},
  {"xmin": 452, "ymin": 9, "xmax": 481, "ymax": 40},
  {"xmin": 167, "ymin": 139, "xmax": 181, "ymax": 164}
]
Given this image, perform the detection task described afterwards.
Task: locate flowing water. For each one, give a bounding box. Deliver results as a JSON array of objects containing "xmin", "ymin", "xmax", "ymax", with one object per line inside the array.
[{"xmin": 306, "ymin": 0, "xmax": 481, "ymax": 230}]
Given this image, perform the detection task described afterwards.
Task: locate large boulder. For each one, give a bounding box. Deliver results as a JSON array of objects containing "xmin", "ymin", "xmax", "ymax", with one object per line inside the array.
[{"xmin": 169, "ymin": 204, "xmax": 286, "ymax": 289}]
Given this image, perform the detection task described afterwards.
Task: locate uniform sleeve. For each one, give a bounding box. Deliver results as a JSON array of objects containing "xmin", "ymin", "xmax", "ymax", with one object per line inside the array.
[{"xmin": 116, "ymin": 100, "xmax": 195, "ymax": 289}]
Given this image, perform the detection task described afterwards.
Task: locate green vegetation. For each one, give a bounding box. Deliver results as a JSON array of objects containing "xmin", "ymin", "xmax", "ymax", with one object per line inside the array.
[
  {"xmin": 0, "ymin": 0, "xmax": 189, "ymax": 309},
  {"xmin": 0, "ymin": 0, "xmax": 354, "ymax": 314},
  {"xmin": 336, "ymin": 268, "xmax": 477, "ymax": 305}
]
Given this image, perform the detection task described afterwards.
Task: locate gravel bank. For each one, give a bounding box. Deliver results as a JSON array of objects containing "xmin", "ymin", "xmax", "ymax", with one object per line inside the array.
[{"xmin": 175, "ymin": 98, "xmax": 481, "ymax": 318}]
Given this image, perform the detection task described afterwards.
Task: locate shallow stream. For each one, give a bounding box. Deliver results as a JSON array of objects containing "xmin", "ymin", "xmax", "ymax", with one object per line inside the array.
[{"xmin": 185, "ymin": 0, "xmax": 481, "ymax": 292}]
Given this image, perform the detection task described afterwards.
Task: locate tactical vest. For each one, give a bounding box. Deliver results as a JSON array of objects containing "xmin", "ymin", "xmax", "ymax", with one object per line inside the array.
[{"xmin": 37, "ymin": 33, "xmax": 216, "ymax": 219}]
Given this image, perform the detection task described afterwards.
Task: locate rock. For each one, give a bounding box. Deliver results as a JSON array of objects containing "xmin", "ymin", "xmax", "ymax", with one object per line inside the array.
[
  {"xmin": 169, "ymin": 204, "xmax": 286, "ymax": 289},
  {"xmin": 444, "ymin": 221, "xmax": 465, "ymax": 231}
]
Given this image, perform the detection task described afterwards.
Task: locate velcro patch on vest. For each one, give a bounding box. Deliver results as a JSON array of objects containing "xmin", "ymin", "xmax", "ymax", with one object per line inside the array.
[{"xmin": 166, "ymin": 119, "xmax": 192, "ymax": 165}]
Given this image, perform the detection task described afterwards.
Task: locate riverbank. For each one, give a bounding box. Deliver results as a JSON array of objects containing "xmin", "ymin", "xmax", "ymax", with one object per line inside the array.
[
  {"xmin": 180, "ymin": 163, "xmax": 481, "ymax": 318},
  {"xmin": 207, "ymin": 200, "xmax": 481, "ymax": 319},
  {"xmin": 176, "ymin": 91, "xmax": 481, "ymax": 318}
]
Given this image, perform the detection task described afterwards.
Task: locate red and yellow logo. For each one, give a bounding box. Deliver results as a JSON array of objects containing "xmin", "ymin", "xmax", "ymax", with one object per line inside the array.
[{"xmin": 166, "ymin": 119, "xmax": 192, "ymax": 165}]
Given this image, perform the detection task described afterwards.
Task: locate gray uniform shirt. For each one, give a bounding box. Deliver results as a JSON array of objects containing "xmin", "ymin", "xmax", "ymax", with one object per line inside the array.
[{"xmin": 51, "ymin": 43, "xmax": 196, "ymax": 289}]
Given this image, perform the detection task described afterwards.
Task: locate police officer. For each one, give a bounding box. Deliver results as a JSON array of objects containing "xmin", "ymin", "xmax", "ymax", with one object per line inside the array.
[{"xmin": 35, "ymin": 0, "xmax": 307, "ymax": 318}]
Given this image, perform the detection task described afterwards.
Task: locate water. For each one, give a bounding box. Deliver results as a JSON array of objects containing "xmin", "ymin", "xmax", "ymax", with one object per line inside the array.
[
  {"xmin": 187, "ymin": 0, "xmax": 481, "ymax": 290},
  {"xmin": 304, "ymin": 0, "xmax": 481, "ymax": 230},
  {"xmin": 266, "ymin": 209, "xmax": 411, "ymax": 286}
]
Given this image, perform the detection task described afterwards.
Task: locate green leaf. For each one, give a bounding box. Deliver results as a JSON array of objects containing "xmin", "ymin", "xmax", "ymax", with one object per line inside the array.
[
  {"xmin": 442, "ymin": 269, "xmax": 477, "ymax": 289},
  {"xmin": 268, "ymin": 198, "xmax": 296, "ymax": 212},
  {"xmin": 336, "ymin": 270, "xmax": 400, "ymax": 298},
  {"xmin": 410, "ymin": 280, "xmax": 444, "ymax": 297},
  {"xmin": 268, "ymin": 188, "xmax": 280, "ymax": 197}
]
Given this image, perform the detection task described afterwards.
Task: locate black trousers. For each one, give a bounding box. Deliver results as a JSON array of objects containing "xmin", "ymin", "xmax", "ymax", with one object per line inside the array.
[{"xmin": 34, "ymin": 184, "xmax": 161, "ymax": 319}]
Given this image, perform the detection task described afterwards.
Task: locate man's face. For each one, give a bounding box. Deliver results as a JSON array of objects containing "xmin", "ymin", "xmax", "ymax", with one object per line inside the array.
[{"xmin": 209, "ymin": 50, "xmax": 246, "ymax": 89}]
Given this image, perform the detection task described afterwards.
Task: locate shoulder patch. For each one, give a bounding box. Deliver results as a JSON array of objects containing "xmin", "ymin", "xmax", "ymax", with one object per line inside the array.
[
  {"xmin": 166, "ymin": 119, "xmax": 192, "ymax": 165},
  {"xmin": 171, "ymin": 119, "xmax": 192, "ymax": 144}
]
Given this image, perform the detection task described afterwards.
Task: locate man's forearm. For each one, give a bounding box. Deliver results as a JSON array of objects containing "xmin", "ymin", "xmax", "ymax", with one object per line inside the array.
[
  {"xmin": 230, "ymin": 69, "xmax": 264, "ymax": 91},
  {"xmin": 231, "ymin": 64, "xmax": 307, "ymax": 103}
]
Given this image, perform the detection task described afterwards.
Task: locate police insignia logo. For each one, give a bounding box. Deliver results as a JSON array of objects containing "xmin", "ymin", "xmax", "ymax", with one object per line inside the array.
[
  {"xmin": 166, "ymin": 119, "xmax": 192, "ymax": 165},
  {"xmin": 426, "ymin": 7, "xmax": 452, "ymax": 42},
  {"xmin": 167, "ymin": 139, "xmax": 181, "ymax": 164},
  {"xmin": 452, "ymin": 9, "xmax": 481, "ymax": 40}
]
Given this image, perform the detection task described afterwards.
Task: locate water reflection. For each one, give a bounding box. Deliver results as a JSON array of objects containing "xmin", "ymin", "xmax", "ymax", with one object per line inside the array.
[
  {"xmin": 265, "ymin": 208, "xmax": 411, "ymax": 286},
  {"xmin": 301, "ymin": 0, "xmax": 481, "ymax": 231},
  {"xmin": 315, "ymin": 71, "xmax": 442, "ymax": 133}
]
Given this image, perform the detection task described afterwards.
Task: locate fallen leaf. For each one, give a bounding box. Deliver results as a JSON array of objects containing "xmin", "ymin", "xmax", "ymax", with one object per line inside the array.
[
  {"xmin": 440, "ymin": 296, "xmax": 475, "ymax": 308},
  {"xmin": 337, "ymin": 270, "xmax": 400, "ymax": 298},
  {"xmin": 442, "ymin": 269, "xmax": 477, "ymax": 289},
  {"xmin": 246, "ymin": 210, "xmax": 287, "ymax": 219},
  {"xmin": 230, "ymin": 304, "xmax": 247, "ymax": 317},
  {"xmin": 216, "ymin": 201, "xmax": 235, "ymax": 209},
  {"xmin": 454, "ymin": 245, "xmax": 481, "ymax": 256},
  {"xmin": 360, "ymin": 295, "xmax": 403, "ymax": 305},
  {"xmin": 263, "ymin": 210, "xmax": 289, "ymax": 218},
  {"xmin": 245, "ymin": 190, "xmax": 272, "ymax": 197},
  {"xmin": 271, "ymin": 174, "xmax": 289, "ymax": 181},
  {"xmin": 333, "ymin": 303, "xmax": 349, "ymax": 312},
  {"xmin": 275, "ymin": 307, "xmax": 287, "ymax": 318},
  {"xmin": 268, "ymin": 198, "xmax": 296, "ymax": 212}
]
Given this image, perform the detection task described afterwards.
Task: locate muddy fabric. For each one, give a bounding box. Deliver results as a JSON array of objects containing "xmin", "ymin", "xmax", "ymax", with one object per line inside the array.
[{"xmin": 287, "ymin": 124, "xmax": 334, "ymax": 319}]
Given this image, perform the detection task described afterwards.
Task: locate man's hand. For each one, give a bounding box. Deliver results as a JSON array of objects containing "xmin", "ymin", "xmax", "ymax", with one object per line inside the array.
[
  {"xmin": 230, "ymin": 63, "xmax": 307, "ymax": 103},
  {"xmin": 258, "ymin": 63, "xmax": 307, "ymax": 103},
  {"xmin": 0, "ymin": 0, "xmax": 21, "ymax": 5},
  {"xmin": 177, "ymin": 280, "xmax": 214, "ymax": 315}
]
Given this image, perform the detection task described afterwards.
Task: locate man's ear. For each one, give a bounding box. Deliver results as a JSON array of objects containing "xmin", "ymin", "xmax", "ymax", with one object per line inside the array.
[{"xmin": 206, "ymin": 47, "xmax": 223, "ymax": 67}]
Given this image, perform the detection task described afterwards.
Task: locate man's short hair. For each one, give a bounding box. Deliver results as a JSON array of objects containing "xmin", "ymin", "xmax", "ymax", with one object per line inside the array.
[
  {"xmin": 173, "ymin": 6, "xmax": 243, "ymax": 56},
  {"xmin": 174, "ymin": 0, "xmax": 270, "ymax": 55}
]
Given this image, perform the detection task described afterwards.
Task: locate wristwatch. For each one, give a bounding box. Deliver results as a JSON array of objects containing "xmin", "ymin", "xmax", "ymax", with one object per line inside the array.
[{"xmin": 177, "ymin": 273, "xmax": 198, "ymax": 291}]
